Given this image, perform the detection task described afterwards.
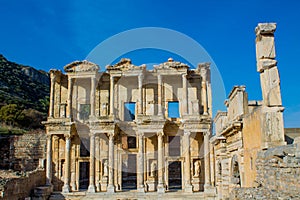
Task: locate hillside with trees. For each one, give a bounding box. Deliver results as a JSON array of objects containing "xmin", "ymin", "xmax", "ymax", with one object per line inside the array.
[{"xmin": 0, "ymin": 55, "xmax": 50, "ymax": 132}]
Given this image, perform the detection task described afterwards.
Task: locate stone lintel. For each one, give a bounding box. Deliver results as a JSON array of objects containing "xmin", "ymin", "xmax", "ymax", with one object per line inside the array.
[{"xmin": 228, "ymin": 85, "xmax": 246, "ymax": 100}]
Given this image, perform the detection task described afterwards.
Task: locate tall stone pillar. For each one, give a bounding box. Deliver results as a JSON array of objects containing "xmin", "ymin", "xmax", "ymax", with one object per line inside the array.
[
  {"xmin": 138, "ymin": 74, "xmax": 144, "ymax": 115},
  {"xmin": 95, "ymin": 136, "xmax": 101, "ymax": 192},
  {"xmin": 204, "ymin": 131, "xmax": 211, "ymax": 188},
  {"xmin": 107, "ymin": 133, "xmax": 115, "ymax": 193},
  {"xmin": 90, "ymin": 77, "xmax": 96, "ymax": 117},
  {"xmin": 255, "ymin": 23, "xmax": 285, "ymax": 148},
  {"xmin": 157, "ymin": 132, "xmax": 165, "ymax": 193},
  {"xmin": 137, "ymin": 132, "xmax": 145, "ymax": 192},
  {"xmin": 200, "ymin": 64, "xmax": 209, "ymax": 115},
  {"xmin": 109, "ymin": 76, "xmax": 115, "ymax": 116},
  {"xmin": 182, "ymin": 74, "xmax": 188, "ymax": 115},
  {"xmin": 62, "ymin": 135, "xmax": 71, "ymax": 193},
  {"xmin": 157, "ymin": 74, "xmax": 163, "ymax": 116},
  {"xmin": 67, "ymin": 78, "xmax": 73, "ymax": 118},
  {"xmin": 46, "ymin": 134, "xmax": 52, "ymax": 186},
  {"xmin": 88, "ymin": 133, "xmax": 96, "ymax": 193},
  {"xmin": 183, "ymin": 131, "xmax": 193, "ymax": 192},
  {"xmin": 49, "ymin": 71, "xmax": 56, "ymax": 118}
]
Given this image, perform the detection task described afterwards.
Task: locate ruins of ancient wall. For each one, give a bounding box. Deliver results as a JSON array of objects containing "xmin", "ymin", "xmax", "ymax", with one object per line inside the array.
[
  {"xmin": 0, "ymin": 169, "xmax": 45, "ymax": 200},
  {"xmin": 230, "ymin": 139, "xmax": 300, "ymax": 199},
  {"xmin": 0, "ymin": 132, "xmax": 46, "ymax": 171}
]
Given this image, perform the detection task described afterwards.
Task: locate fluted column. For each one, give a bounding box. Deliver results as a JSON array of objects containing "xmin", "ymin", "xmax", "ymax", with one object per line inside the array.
[
  {"xmin": 67, "ymin": 78, "xmax": 73, "ymax": 118},
  {"xmin": 46, "ymin": 134, "xmax": 52, "ymax": 186},
  {"xmin": 109, "ymin": 76, "xmax": 114, "ymax": 116},
  {"xmin": 204, "ymin": 131, "xmax": 211, "ymax": 187},
  {"xmin": 95, "ymin": 136, "xmax": 100, "ymax": 191},
  {"xmin": 183, "ymin": 131, "xmax": 193, "ymax": 192},
  {"xmin": 138, "ymin": 74, "xmax": 143, "ymax": 115},
  {"xmin": 49, "ymin": 73, "xmax": 56, "ymax": 118},
  {"xmin": 157, "ymin": 132, "xmax": 165, "ymax": 193},
  {"xmin": 107, "ymin": 133, "xmax": 115, "ymax": 193},
  {"xmin": 137, "ymin": 132, "xmax": 145, "ymax": 192},
  {"xmin": 182, "ymin": 74, "xmax": 188, "ymax": 116},
  {"xmin": 90, "ymin": 77, "xmax": 96, "ymax": 117},
  {"xmin": 157, "ymin": 74, "xmax": 163, "ymax": 116},
  {"xmin": 88, "ymin": 133, "xmax": 96, "ymax": 193},
  {"xmin": 62, "ymin": 135, "xmax": 71, "ymax": 193}
]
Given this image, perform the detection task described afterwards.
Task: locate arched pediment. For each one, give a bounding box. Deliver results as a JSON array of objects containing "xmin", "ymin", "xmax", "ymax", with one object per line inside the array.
[{"xmin": 64, "ymin": 60, "xmax": 100, "ymax": 73}]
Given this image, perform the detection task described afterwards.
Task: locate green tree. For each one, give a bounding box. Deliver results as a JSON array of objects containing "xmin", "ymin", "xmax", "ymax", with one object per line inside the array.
[{"xmin": 0, "ymin": 104, "xmax": 23, "ymax": 126}]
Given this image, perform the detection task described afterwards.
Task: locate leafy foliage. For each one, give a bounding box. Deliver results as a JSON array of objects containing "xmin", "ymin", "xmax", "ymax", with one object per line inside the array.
[{"xmin": 0, "ymin": 55, "xmax": 50, "ymax": 131}]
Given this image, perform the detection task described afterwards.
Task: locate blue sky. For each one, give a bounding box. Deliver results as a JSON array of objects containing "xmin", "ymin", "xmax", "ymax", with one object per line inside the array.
[{"xmin": 0, "ymin": 0, "xmax": 299, "ymax": 127}]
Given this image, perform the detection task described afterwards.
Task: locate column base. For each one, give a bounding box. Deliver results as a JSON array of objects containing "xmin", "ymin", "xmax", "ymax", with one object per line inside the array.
[
  {"xmin": 62, "ymin": 184, "xmax": 70, "ymax": 193},
  {"xmin": 157, "ymin": 184, "xmax": 165, "ymax": 194},
  {"xmin": 107, "ymin": 184, "xmax": 115, "ymax": 194},
  {"xmin": 204, "ymin": 184, "xmax": 216, "ymax": 196},
  {"xmin": 184, "ymin": 184, "xmax": 193, "ymax": 193},
  {"xmin": 137, "ymin": 185, "xmax": 145, "ymax": 193},
  {"xmin": 88, "ymin": 184, "xmax": 96, "ymax": 193},
  {"xmin": 96, "ymin": 183, "xmax": 101, "ymax": 192}
]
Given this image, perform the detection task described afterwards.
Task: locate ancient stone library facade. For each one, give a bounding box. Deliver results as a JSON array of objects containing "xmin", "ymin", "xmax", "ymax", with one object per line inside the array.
[{"xmin": 41, "ymin": 23, "xmax": 299, "ymax": 199}]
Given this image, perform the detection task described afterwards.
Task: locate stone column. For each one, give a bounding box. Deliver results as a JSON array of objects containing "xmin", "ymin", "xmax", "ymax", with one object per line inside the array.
[
  {"xmin": 157, "ymin": 132, "xmax": 165, "ymax": 193},
  {"xmin": 204, "ymin": 131, "xmax": 211, "ymax": 188},
  {"xmin": 138, "ymin": 74, "xmax": 144, "ymax": 115},
  {"xmin": 109, "ymin": 76, "xmax": 114, "ymax": 116},
  {"xmin": 67, "ymin": 77, "xmax": 73, "ymax": 118},
  {"xmin": 95, "ymin": 136, "xmax": 101, "ymax": 192},
  {"xmin": 49, "ymin": 72, "xmax": 56, "ymax": 118},
  {"xmin": 255, "ymin": 23, "xmax": 285, "ymax": 148},
  {"xmin": 200, "ymin": 65, "xmax": 208, "ymax": 115},
  {"xmin": 107, "ymin": 133, "xmax": 115, "ymax": 193},
  {"xmin": 90, "ymin": 77, "xmax": 96, "ymax": 117},
  {"xmin": 137, "ymin": 132, "xmax": 145, "ymax": 192},
  {"xmin": 62, "ymin": 135, "xmax": 71, "ymax": 193},
  {"xmin": 183, "ymin": 131, "xmax": 193, "ymax": 192},
  {"xmin": 88, "ymin": 133, "xmax": 96, "ymax": 193},
  {"xmin": 182, "ymin": 74, "xmax": 188, "ymax": 115},
  {"xmin": 46, "ymin": 134, "xmax": 52, "ymax": 186},
  {"xmin": 157, "ymin": 74, "xmax": 163, "ymax": 116}
]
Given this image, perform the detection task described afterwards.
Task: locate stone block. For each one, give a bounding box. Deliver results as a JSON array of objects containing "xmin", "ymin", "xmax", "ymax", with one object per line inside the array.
[
  {"xmin": 257, "ymin": 59, "xmax": 277, "ymax": 73},
  {"xmin": 256, "ymin": 36, "xmax": 276, "ymax": 60},
  {"xmin": 260, "ymin": 67, "xmax": 282, "ymax": 106}
]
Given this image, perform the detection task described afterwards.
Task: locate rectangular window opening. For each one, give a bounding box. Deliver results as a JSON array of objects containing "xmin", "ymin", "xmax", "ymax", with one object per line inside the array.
[
  {"xmin": 168, "ymin": 101, "xmax": 180, "ymax": 118},
  {"xmin": 124, "ymin": 102, "xmax": 136, "ymax": 121},
  {"xmin": 79, "ymin": 104, "xmax": 91, "ymax": 120}
]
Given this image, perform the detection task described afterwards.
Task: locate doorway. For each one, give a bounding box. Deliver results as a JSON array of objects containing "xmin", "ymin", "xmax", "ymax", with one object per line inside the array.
[
  {"xmin": 122, "ymin": 154, "xmax": 137, "ymax": 190},
  {"xmin": 168, "ymin": 161, "xmax": 182, "ymax": 190},
  {"xmin": 79, "ymin": 162, "xmax": 89, "ymax": 190}
]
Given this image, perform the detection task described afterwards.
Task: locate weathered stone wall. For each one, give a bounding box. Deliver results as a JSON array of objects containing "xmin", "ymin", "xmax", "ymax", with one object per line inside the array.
[
  {"xmin": 0, "ymin": 169, "xmax": 45, "ymax": 200},
  {"xmin": 231, "ymin": 141, "xmax": 300, "ymax": 199},
  {"xmin": 0, "ymin": 132, "xmax": 46, "ymax": 171}
]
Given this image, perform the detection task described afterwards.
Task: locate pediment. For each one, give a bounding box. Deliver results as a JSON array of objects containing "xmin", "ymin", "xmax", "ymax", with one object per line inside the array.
[
  {"xmin": 154, "ymin": 58, "xmax": 189, "ymax": 71},
  {"xmin": 106, "ymin": 58, "xmax": 146, "ymax": 71},
  {"xmin": 64, "ymin": 60, "xmax": 100, "ymax": 73}
]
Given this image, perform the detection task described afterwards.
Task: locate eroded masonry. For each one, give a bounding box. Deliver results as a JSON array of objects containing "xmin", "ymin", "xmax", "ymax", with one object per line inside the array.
[
  {"xmin": 44, "ymin": 56, "xmax": 214, "ymax": 194},
  {"xmin": 41, "ymin": 23, "xmax": 299, "ymax": 199}
]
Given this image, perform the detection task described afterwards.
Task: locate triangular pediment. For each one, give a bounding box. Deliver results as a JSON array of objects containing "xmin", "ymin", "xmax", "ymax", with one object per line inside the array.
[
  {"xmin": 64, "ymin": 60, "xmax": 99, "ymax": 73},
  {"xmin": 106, "ymin": 58, "xmax": 145, "ymax": 71}
]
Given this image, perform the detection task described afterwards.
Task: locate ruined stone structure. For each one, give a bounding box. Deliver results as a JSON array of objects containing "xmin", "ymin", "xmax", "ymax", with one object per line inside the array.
[
  {"xmin": 43, "ymin": 57, "xmax": 214, "ymax": 195},
  {"xmin": 210, "ymin": 23, "xmax": 288, "ymax": 200},
  {"xmin": 38, "ymin": 23, "xmax": 300, "ymax": 199}
]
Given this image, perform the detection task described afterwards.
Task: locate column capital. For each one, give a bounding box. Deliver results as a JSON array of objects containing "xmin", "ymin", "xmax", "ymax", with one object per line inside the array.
[
  {"xmin": 137, "ymin": 131, "xmax": 144, "ymax": 137},
  {"xmin": 157, "ymin": 131, "xmax": 164, "ymax": 137},
  {"xmin": 203, "ymin": 131, "xmax": 211, "ymax": 137},
  {"xmin": 64, "ymin": 134, "xmax": 72, "ymax": 140},
  {"xmin": 108, "ymin": 132, "xmax": 115, "ymax": 140},
  {"xmin": 184, "ymin": 130, "xmax": 191, "ymax": 136}
]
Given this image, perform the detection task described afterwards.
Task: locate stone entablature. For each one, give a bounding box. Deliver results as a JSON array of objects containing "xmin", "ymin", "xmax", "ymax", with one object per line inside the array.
[{"xmin": 44, "ymin": 57, "xmax": 213, "ymax": 195}]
